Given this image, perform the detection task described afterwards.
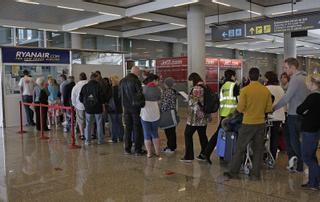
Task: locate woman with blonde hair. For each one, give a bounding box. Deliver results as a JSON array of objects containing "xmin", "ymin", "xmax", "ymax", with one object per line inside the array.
[
  {"xmin": 107, "ymin": 75, "xmax": 124, "ymax": 143},
  {"xmin": 48, "ymin": 78, "xmax": 61, "ymax": 127},
  {"xmin": 297, "ymin": 73, "xmax": 320, "ymax": 191}
]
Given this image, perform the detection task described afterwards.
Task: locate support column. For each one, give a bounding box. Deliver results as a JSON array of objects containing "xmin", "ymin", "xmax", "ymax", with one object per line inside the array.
[
  {"xmin": 71, "ymin": 33, "xmax": 82, "ymax": 49},
  {"xmin": 284, "ymin": 32, "xmax": 296, "ymax": 59},
  {"xmin": 187, "ymin": 5, "xmax": 205, "ymax": 80}
]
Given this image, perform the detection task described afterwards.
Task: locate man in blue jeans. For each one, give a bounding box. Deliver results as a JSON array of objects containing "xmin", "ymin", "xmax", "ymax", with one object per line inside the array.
[
  {"xmin": 273, "ymin": 58, "xmax": 309, "ymax": 172},
  {"xmin": 19, "ymin": 70, "xmax": 35, "ymax": 126},
  {"xmin": 79, "ymin": 73, "xmax": 106, "ymax": 145}
]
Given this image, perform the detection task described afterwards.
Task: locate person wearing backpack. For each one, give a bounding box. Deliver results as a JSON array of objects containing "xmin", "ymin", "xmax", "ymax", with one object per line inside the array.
[
  {"xmin": 107, "ymin": 75, "xmax": 124, "ymax": 143},
  {"xmin": 180, "ymin": 73, "xmax": 211, "ymax": 163},
  {"xmin": 79, "ymin": 73, "xmax": 106, "ymax": 145},
  {"xmin": 202, "ymin": 69, "xmax": 240, "ymax": 164}
]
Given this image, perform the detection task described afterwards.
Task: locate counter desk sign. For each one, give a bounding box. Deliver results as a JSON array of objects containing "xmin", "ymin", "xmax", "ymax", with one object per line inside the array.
[{"xmin": 2, "ymin": 47, "xmax": 70, "ymax": 64}]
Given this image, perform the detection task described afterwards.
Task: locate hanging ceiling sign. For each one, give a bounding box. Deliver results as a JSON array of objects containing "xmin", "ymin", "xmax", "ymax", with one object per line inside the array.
[
  {"xmin": 212, "ymin": 12, "xmax": 320, "ymax": 41},
  {"xmin": 246, "ymin": 12, "xmax": 320, "ymax": 36},
  {"xmin": 211, "ymin": 24, "xmax": 245, "ymax": 42},
  {"xmin": 2, "ymin": 47, "xmax": 70, "ymax": 64}
]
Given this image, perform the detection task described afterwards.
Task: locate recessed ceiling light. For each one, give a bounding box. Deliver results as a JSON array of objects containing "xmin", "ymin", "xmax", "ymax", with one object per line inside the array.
[
  {"xmin": 271, "ymin": 10, "xmax": 298, "ymax": 16},
  {"xmin": 132, "ymin": 17, "xmax": 152, "ymax": 21},
  {"xmin": 104, "ymin": 34, "xmax": 119, "ymax": 38},
  {"xmin": 57, "ymin": 6, "xmax": 84, "ymax": 11},
  {"xmin": 247, "ymin": 10, "xmax": 262, "ymax": 16},
  {"xmin": 211, "ymin": 0, "xmax": 231, "ymax": 7},
  {"xmin": 16, "ymin": 0, "xmax": 40, "ymax": 5},
  {"xmin": 170, "ymin": 23, "xmax": 186, "ymax": 27},
  {"xmin": 98, "ymin": 12, "xmax": 121, "ymax": 17},
  {"xmin": 174, "ymin": 0, "xmax": 199, "ymax": 7},
  {"xmin": 148, "ymin": 39, "xmax": 160, "ymax": 41}
]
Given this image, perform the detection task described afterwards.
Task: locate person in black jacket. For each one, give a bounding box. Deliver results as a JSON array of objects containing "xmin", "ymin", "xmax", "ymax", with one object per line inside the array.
[
  {"xmin": 297, "ymin": 73, "xmax": 320, "ymax": 191},
  {"xmin": 34, "ymin": 77, "xmax": 49, "ymax": 131},
  {"xmin": 119, "ymin": 66, "xmax": 146, "ymax": 155},
  {"xmin": 107, "ymin": 75, "xmax": 124, "ymax": 143},
  {"xmin": 79, "ymin": 73, "xmax": 106, "ymax": 145},
  {"xmin": 63, "ymin": 76, "xmax": 75, "ymax": 132}
]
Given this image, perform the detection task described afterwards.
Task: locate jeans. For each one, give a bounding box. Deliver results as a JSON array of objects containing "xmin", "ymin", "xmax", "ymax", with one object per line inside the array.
[
  {"xmin": 108, "ymin": 113, "xmax": 124, "ymax": 142},
  {"xmin": 164, "ymin": 127, "xmax": 177, "ymax": 151},
  {"xmin": 183, "ymin": 125, "xmax": 208, "ymax": 160},
  {"xmin": 204, "ymin": 117, "xmax": 225, "ymax": 158},
  {"xmin": 124, "ymin": 112, "xmax": 143, "ymax": 153},
  {"xmin": 228, "ymin": 124, "xmax": 265, "ymax": 177},
  {"xmin": 301, "ymin": 131, "xmax": 320, "ymax": 188},
  {"xmin": 141, "ymin": 120, "xmax": 159, "ymax": 140},
  {"xmin": 270, "ymin": 121, "xmax": 282, "ymax": 160},
  {"xmin": 85, "ymin": 113, "xmax": 103, "ymax": 144},
  {"xmin": 22, "ymin": 95, "xmax": 34, "ymax": 125},
  {"xmin": 286, "ymin": 115, "xmax": 303, "ymax": 171}
]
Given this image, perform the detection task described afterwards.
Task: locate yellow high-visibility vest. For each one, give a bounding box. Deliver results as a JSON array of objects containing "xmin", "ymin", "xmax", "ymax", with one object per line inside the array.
[{"xmin": 219, "ymin": 81, "xmax": 237, "ymax": 117}]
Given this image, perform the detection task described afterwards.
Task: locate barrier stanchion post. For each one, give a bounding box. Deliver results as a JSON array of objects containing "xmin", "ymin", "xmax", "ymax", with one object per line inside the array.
[
  {"xmin": 39, "ymin": 104, "xmax": 49, "ymax": 140},
  {"xmin": 69, "ymin": 107, "xmax": 81, "ymax": 149},
  {"xmin": 17, "ymin": 101, "xmax": 27, "ymax": 134}
]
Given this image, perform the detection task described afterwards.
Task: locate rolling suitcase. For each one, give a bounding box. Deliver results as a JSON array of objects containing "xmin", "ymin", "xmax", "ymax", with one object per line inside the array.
[
  {"xmin": 216, "ymin": 128, "xmax": 226, "ymax": 158},
  {"xmin": 224, "ymin": 131, "xmax": 237, "ymax": 163}
]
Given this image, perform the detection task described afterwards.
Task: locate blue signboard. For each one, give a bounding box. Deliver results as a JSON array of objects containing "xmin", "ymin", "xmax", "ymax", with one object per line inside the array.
[
  {"xmin": 211, "ymin": 25, "xmax": 245, "ymax": 42},
  {"xmin": 2, "ymin": 47, "xmax": 70, "ymax": 64}
]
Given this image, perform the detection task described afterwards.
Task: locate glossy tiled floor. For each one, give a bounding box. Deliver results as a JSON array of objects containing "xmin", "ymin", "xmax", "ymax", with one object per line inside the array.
[{"xmin": 0, "ymin": 112, "xmax": 320, "ymax": 202}]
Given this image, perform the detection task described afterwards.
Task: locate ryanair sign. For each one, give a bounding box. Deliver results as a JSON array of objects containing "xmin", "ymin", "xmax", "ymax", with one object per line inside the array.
[{"xmin": 2, "ymin": 47, "xmax": 70, "ymax": 64}]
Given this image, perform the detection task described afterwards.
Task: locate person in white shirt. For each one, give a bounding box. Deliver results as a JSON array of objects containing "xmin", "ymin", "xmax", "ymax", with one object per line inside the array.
[
  {"xmin": 140, "ymin": 74, "xmax": 161, "ymax": 158},
  {"xmin": 71, "ymin": 72, "xmax": 88, "ymax": 140},
  {"xmin": 18, "ymin": 69, "xmax": 35, "ymax": 126},
  {"xmin": 265, "ymin": 71, "xmax": 286, "ymax": 162}
]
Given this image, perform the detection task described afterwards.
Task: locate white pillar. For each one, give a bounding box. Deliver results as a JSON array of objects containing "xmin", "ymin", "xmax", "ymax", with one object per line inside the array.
[
  {"xmin": 284, "ymin": 32, "xmax": 296, "ymax": 59},
  {"xmin": 71, "ymin": 33, "xmax": 82, "ymax": 49},
  {"xmin": 187, "ymin": 5, "xmax": 205, "ymax": 80}
]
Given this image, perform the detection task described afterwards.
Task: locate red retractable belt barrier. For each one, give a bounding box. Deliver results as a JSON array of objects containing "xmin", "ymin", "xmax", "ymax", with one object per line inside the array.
[{"xmin": 19, "ymin": 101, "xmax": 81, "ymax": 149}]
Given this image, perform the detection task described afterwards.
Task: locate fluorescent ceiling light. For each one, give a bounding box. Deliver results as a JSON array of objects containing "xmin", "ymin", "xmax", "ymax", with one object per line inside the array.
[
  {"xmin": 254, "ymin": 41, "xmax": 270, "ymax": 44},
  {"xmin": 271, "ymin": 10, "xmax": 298, "ymax": 16},
  {"xmin": 16, "ymin": 0, "xmax": 40, "ymax": 5},
  {"xmin": 132, "ymin": 17, "xmax": 152, "ymax": 21},
  {"xmin": 170, "ymin": 23, "xmax": 186, "ymax": 27},
  {"xmin": 215, "ymin": 44, "xmax": 227, "ymax": 47},
  {"xmin": 148, "ymin": 39, "xmax": 160, "ymax": 41},
  {"xmin": 98, "ymin": 12, "xmax": 121, "ymax": 17},
  {"xmin": 304, "ymin": 55, "xmax": 314, "ymax": 57},
  {"xmin": 104, "ymin": 34, "xmax": 119, "ymax": 38},
  {"xmin": 57, "ymin": 6, "xmax": 84, "ymax": 11},
  {"xmin": 71, "ymin": 31, "xmax": 87, "ymax": 35},
  {"xmin": 174, "ymin": 0, "xmax": 199, "ymax": 7},
  {"xmin": 235, "ymin": 42, "xmax": 249, "ymax": 45},
  {"xmin": 211, "ymin": 0, "xmax": 231, "ymax": 7},
  {"xmin": 84, "ymin": 22, "xmax": 99, "ymax": 27},
  {"xmin": 39, "ymin": 28, "xmax": 59, "ymax": 32},
  {"xmin": 247, "ymin": 10, "xmax": 262, "ymax": 16},
  {"xmin": 2, "ymin": 25, "xmax": 16, "ymax": 28}
]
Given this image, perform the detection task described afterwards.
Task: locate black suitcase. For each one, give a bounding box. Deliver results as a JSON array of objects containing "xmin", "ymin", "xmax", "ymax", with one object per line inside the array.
[{"xmin": 224, "ymin": 132, "xmax": 237, "ymax": 163}]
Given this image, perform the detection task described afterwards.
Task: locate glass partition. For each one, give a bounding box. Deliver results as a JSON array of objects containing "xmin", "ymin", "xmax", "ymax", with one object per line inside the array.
[
  {"xmin": 46, "ymin": 31, "xmax": 71, "ymax": 48},
  {"xmin": 72, "ymin": 51, "xmax": 123, "ymax": 65},
  {"xmin": 0, "ymin": 27, "xmax": 13, "ymax": 46},
  {"xmin": 16, "ymin": 28, "xmax": 44, "ymax": 47}
]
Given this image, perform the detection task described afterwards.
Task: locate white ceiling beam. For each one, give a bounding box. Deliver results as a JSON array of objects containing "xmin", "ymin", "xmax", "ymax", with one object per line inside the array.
[
  {"xmin": 62, "ymin": 15, "xmax": 122, "ymax": 31},
  {"xmin": 33, "ymin": 0, "xmax": 125, "ymax": 15},
  {"xmin": 0, "ymin": 19, "xmax": 61, "ymax": 31},
  {"xmin": 123, "ymin": 24, "xmax": 185, "ymax": 37},
  {"xmin": 264, "ymin": 0, "xmax": 320, "ymax": 16},
  {"xmin": 211, "ymin": 0, "xmax": 264, "ymax": 14},
  {"xmin": 131, "ymin": 35, "xmax": 180, "ymax": 43},
  {"xmin": 126, "ymin": 0, "xmax": 199, "ymax": 16},
  {"xmin": 205, "ymin": 11, "xmax": 260, "ymax": 25},
  {"xmin": 137, "ymin": 13, "xmax": 187, "ymax": 25},
  {"xmin": 77, "ymin": 28, "xmax": 122, "ymax": 37}
]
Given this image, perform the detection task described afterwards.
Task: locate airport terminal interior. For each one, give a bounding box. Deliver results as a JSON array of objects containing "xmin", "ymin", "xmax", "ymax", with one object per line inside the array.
[{"xmin": 0, "ymin": 0, "xmax": 320, "ymax": 201}]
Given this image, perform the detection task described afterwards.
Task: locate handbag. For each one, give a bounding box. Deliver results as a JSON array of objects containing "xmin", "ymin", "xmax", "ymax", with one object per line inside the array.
[{"xmin": 159, "ymin": 110, "xmax": 180, "ymax": 129}]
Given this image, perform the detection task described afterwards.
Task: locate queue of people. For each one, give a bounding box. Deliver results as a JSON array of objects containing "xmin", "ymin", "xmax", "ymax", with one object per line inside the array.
[{"xmin": 19, "ymin": 57, "xmax": 320, "ymax": 190}]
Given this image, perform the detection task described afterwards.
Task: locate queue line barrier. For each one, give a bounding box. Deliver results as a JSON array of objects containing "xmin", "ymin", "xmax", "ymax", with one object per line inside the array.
[{"xmin": 18, "ymin": 101, "xmax": 81, "ymax": 149}]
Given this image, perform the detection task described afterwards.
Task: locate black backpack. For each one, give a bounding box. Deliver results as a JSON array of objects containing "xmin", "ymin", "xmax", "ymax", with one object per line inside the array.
[
  {"xmin": 199, "ymin": 85, "xmax": 220, "ymax": 114},
  {"xmin": 83, "ymin": 91, "xmax": 99, "ymax": 110}
]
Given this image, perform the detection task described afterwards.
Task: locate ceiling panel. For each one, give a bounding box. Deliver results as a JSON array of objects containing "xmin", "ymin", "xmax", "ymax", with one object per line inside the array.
[
  {"xmin": 152, "ymin": 29, "xmax": 187, "ymax": 38},
  {"xmin": 154, "ymin": 3, "xmax": 241, "ymax": 19},
  {"xmin": 248, "ymin": 0, "xmax": 302, "ymax": 7},
  {"xmin": 84, "ymin": 0, "xmax": 154, "ymax": 8},
  {"xmin": 91, "ymin": 18, "xmax": 164, "ymax": 31},
  {"xmin": 0, "ymin": 0, "xmax": 97, "ymax": 24}
]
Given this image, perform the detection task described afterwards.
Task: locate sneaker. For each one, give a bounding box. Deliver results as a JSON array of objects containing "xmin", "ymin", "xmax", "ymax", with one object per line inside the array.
[
  {"xmin": 163, "ymin": 148, "xmax": 174, "ymax": 154},
  {"xmin": 124, "ymin": 150, "xmax": 132, "ymax": 155},
  {"xmin": 108, "ymin": 140, "xmax": 117, "ymax": 143},
  {"xmin": 301, "ymin": 183, "xmax": 320, "ymax": 191},
  {"xmin": 287, "ymin": 156, "xmax": 298, "ymax": 172},
  {"xmin": 196, "ymin": 154, "xmax": 206, "ymax": 162},
  {"xmin": 84, "ymin": 141, "xmax": 91, "ymax": 146},
  {"xmin": 180, "ymin": 158, "xmax": 193, "ymax": 163},
  {"xmin": 62, "ymin": 121, "xmax": 68, "ymax": 126}
]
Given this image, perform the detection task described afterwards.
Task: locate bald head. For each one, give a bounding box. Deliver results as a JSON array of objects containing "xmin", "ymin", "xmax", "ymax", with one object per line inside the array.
[{"xmin": 131, "ymin": 66, "xmax": 140, "ymax": 76}]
